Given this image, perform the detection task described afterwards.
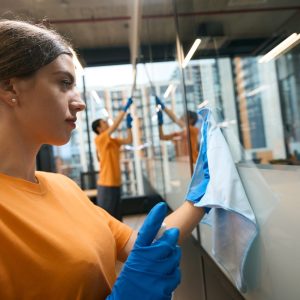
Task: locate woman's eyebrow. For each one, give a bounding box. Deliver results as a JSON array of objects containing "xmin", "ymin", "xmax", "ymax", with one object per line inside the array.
[{"xmin": 52, "ymin": 71, "xmax": 75, "ymax": 82}]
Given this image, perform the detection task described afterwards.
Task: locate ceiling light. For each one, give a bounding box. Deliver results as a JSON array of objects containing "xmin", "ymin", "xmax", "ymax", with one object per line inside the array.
[
  {"xmin": 90, "ymin": 90, "xmax": 102, "ymax": 104},
  {"xmin": 182, "ymin": 39, "xmax": 201, "ymax": 68},
  {"xmin": 198, "ymin": 100, "xmax": 209, "ymax": 109},
  {"xmin": 245, "ymin": 85, "xmax": 267, "ymax": 97},
  {"xmin": 163, "ymin": 84, "xmax": 174, "ymax": 98},
  {"xmin": 217, "ymin": 120, "xmax": 236, "ymax": 128},
  {"xmin": 259, "ymin": 33, "xmax": 300, "ymax": 63}
]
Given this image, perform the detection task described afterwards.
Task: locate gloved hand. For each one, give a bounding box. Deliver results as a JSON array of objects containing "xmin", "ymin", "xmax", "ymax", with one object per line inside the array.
[
  {"xmin": 126, "ymin": 113, "xmax": 133, "ymax": 129},
  {"xmin": 123, "ymin": 97, "xmax": 133, "ymax": 112},
  {"xmin": 107, "ymin": 202, "xmax": 181, "ymax": 300},
  {"xmin": 185, "ymin": 109, "xmax": 210, "ymax": 213},
  {"xmin": 155, "ymin": 96, "xmax": 165, "ymax": 110},
  {"xmin": 157, "ymin": 110, "xmax": 163, "ymax": 126}
]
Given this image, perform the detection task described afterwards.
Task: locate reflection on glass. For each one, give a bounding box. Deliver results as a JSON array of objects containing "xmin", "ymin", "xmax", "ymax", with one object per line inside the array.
[
  {"xmin": 52, "ymin": 43, "xmax": 300, "ymax": 191},
  {"xmin": 181, "ymin": 48, "xmax": 300, "ymax": 166}
]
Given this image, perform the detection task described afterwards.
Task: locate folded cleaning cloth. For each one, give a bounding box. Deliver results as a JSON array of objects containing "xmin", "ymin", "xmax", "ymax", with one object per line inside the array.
[{"xmin": 186, "ymin": 108, "xmax": 258, "ymax": 293}]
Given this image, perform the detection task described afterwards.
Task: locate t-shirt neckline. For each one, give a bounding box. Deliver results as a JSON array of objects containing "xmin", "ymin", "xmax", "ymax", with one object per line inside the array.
[{"xmin": 0, "ymin": 172, "xmax": 47, "ymax": 195}]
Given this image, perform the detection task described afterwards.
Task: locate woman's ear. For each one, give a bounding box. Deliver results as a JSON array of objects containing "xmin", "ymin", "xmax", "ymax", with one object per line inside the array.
[{"xmin": 0, "ymin": 79, "xmax": 18, "ymax": 107}]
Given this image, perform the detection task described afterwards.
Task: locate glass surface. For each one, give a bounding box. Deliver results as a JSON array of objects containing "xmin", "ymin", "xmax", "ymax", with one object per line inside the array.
[
  {"xmin": 51, "ymin": 5, "xmax": 300, "ymax": 298},
  {"xmin": 175, "ymin": 0, "xmax": 300, "ymax": 298}
]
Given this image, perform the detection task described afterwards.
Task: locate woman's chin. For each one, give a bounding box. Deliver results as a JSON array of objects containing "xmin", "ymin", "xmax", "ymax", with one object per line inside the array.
[{"xmin": 47, "ymin": 135, "xmax": 71, "ymax": 146}]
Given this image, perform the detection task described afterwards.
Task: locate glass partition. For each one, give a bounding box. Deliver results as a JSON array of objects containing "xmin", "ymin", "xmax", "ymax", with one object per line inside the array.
[
  {"xmin": 137, "ymin": 1, "xmax": 195, "ymax": 204},
  {"xmin": 48, "ymin": 1, "xmax": 300, "ymax": 298},
  {"xmin": 175, "ymin": 0, "xmax": 300, "ymax": 299}
]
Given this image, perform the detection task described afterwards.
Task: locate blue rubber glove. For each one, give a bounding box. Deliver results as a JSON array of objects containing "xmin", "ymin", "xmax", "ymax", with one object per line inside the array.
[
  {"xmin": 155, "ymin": 96, "xmax": 165, "ymax": 110},
  {"xmin": 157, "ymin": 110, "xmax": 163, "ymax": 126},
  {"xmin": 123, "ymin": 97, "xmax": 133, "ymax": 112},
  {"xmin": 126, "ymin": 113, "xmax": 133, "ymax": 129},
  {"xmin": 185, "ymin": 109, "xmax": 210, "ymax": 213},
  {"xmin": 107, "ymin": 202, "xmax": 181, "ymax": 300}
]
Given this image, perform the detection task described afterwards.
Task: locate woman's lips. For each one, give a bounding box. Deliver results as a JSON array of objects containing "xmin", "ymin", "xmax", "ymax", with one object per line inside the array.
[{"xmin": 66, "ymin": 118, "xmax": 76, "ymax": 128}]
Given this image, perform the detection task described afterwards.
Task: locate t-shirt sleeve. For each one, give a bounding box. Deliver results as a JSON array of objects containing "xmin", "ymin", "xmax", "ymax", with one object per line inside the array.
[
  {"xmin": 94, "ymin": 205, "xmax": 133, "ymax": 252},
  {"xmin": 102, "ymin": 130, "xmax": 122, "ymax": 146},
  {"xmin": 98, "ymin": 131, "xmax": 110, "ymax": 146},
  {"xmin": 111, "ymin": 136, "xmax": 123, "ymax": 146}
]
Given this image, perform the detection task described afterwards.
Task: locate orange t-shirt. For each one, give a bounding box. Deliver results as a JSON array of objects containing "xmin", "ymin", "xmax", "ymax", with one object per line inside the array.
[
  {"xmin": 0, "ymin": 171, "xmax": 133, "ymax": 300},
  {"xmin": 189, "ymin": 125, "xmax": 199, "ymax": 163},
  {"xmin": 173, "ymin": 126, "xmax": 199, "ymax": 163},
  {"xmin": 95, "ymin": 130, "xmax": 122, "ymax": 187}
]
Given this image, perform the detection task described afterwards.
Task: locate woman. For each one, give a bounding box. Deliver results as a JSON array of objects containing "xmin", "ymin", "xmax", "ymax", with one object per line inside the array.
[{"xmin": 0, "ymin": 19, "xmax": 205, "ymax": 299}]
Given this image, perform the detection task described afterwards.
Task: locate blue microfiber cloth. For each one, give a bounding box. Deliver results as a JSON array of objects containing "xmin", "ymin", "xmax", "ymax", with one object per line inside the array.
[{"xmin": 186, "ymin": 108, "xmax": 258, "ymax": 293}]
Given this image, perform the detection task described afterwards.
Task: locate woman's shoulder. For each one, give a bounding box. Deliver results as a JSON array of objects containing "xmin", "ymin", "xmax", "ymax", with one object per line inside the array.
[
  {"xmin": 36, "ymin": 171, "xmax": 80, "ymax": 189},
  {"xmin": 35, "ymin": 171, "xmax": 89, "ymax": 202},
  {"xmin": 36, "ymin": 171, "xmax": 70, "ymax": 179}
]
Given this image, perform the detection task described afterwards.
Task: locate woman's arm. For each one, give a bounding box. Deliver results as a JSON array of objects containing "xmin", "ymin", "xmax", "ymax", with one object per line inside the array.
[
  {"xmin": 159, "ymin": 125, "xmax": 180, "ymax": 141},
  {"xmin": 118, "ymin": 128, "xmax": 133, "ymax": 145},
  {"xmin": 164, "ymin": 107, "xmax": 186, "ymax": 128},
  {"xmin": 119, "ymin": 201, "xmax": 205, "ymax": 259},
  {"xmin": 164, "ymin": 201, "xmax": 204, "ymax": 244},
  {"xmin": 107, "ymin": 111, "xmax": 126, "ymax": 135}
]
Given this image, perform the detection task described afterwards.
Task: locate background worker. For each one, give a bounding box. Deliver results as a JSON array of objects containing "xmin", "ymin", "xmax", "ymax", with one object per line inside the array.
[
  {"xmin": 156, "ymin": 96, "xmax": 199, "ymax": 163},
  {"xmin": 92, "ymin": 98, "xmax": 133, "ymax": 220}
]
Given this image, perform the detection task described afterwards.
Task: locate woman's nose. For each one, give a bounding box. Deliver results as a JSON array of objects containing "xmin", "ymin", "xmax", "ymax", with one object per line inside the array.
[{"xmin": 70, "ymin": 91, "xmax": 86, "ymax": 112}]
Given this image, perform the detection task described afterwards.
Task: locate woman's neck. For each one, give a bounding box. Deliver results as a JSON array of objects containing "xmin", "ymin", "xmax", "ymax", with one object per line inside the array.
[
  {"xmin": 0, "ymin": 126, "xmax": 39, "ymax": 183},
  {"xmin": 0, "ymin": 164, "xmax": 37, "ymax": 182}
]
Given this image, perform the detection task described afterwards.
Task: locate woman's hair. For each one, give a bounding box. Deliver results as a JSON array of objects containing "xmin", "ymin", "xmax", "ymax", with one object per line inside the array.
[{"xmin": 0, "ymin": 19, "xmax": 72, "ymax": 80}]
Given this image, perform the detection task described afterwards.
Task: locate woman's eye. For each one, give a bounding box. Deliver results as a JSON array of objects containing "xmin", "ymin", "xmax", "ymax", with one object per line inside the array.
[{"xmin": 61, "ymin": 79, "xmax": 72, "ymax": 89}]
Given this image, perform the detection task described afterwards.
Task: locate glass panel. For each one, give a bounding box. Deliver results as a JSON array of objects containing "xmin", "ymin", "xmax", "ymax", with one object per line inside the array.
[
  {"xmin": 134, "ymin": 0, "xmax": 193, "ymax": 202},
  {"xmin": 82, "ymin": 65, "xmax": 138, "ymax": 196},
  {"xmin": 175, "ymin": 0, "xmax": 300, "ymax": 298},
  {"xmin": 135, "ymin": 61, "xmax": 187, "ymax": 198}
]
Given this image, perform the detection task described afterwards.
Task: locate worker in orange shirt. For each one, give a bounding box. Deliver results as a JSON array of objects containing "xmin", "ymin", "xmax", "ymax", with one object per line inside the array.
[
  {"xmin": 156, "ymin": 96, "xmax": 199, "ymax": 164},
  {"xmin": 91, "ymin": 98, "xmax": 133, "ymax": 220}
]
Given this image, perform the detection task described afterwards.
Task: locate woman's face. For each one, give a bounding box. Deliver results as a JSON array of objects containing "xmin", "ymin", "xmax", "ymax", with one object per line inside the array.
[{"xmin": 12, "ymin": 54, "xmax": 85, "ymax": 146}]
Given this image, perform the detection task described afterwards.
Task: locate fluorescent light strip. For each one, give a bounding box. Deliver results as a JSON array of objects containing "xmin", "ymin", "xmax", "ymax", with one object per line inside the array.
[
  {"xmin": 259, "ymin": 33, "xmax": 300, "ymax": 63},
  {"xmin": 90, "ymin": 90, "xmax": 102, "ymax": 104},
  {"xmin": 246, "ymin": 85, "xmax": 267, "ymax": 97},
  {"xmin": 198, "ymin": 100, "xmax": 209, "ymax": 109},
  {"xmin": 163, "ymin": 84, "xmax": 174, "ymax": 98},
  {"xmin": 182, "ymin": 39, "xmax": 201, "ymax": 68}
]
